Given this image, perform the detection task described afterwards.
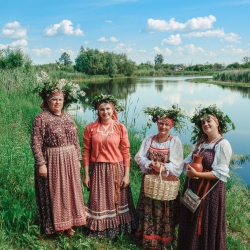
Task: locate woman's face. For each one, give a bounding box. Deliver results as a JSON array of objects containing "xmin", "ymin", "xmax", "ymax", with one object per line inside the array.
[
  {"xmin": 48, "ymin": 97, "xmax": 64, "ymax": 115},
  {"xmin": 157, "ymin": 120, "xmax": 171, "ymax": 135},
  {"xmin": 201, "ymin": 115, "xmax": 219, "ymax": 135},
  {"xmin": 98, "ymin": 103, "xmax": 113, "ymax": 123}
]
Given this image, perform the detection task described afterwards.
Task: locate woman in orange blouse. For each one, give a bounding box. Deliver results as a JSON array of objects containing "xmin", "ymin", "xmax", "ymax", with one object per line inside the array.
[{"xmin": 83, "ymin": 94, "xmax": 137, "ymax": 239}]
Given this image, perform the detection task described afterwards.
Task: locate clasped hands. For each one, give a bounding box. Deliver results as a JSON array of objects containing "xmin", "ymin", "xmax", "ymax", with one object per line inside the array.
[{"xmin": 150, "ymin": 160, "xmax": 166, "ymax": 174}]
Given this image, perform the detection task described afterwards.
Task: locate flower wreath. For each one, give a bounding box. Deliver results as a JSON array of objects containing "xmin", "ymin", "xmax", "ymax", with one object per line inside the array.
[
  {"xmin": 91, "ymin": 93, "xmax": 125, "ymax": 112},
  {"xmin": 143, "ymin": 104, "xmax": 188, "ymax": 134},
  {"xmin": 33, "ymin": 71, "xmax": 87, "ymax": 108},
  {"xmin": 190, "ymin": 104, "xmax": 235, "ymax": 143}
]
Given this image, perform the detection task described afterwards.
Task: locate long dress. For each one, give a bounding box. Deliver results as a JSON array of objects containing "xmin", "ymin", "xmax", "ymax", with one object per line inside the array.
[
  {"xmin": 31, "ymin": 110, "xmax": 86, "ymax": 234},
  {"xmin": 134, "ymin": 135, "xmax": 183, "ymax": 250},
  {"xmin": 83, "ymin": 119, "xmax": 138, "ymax": 238},
  {"xmin": 177, "ymin": 138, "xmax": 232, "ymax": 250}
]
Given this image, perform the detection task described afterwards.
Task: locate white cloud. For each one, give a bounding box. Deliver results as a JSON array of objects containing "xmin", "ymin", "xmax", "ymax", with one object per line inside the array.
[
  {"xmin": 184, "ymin": 29, "xmax": 225, "ymax": 38},
  {"xmin": 1, "ymin": 21, "xmax": 27, "ymax": 38},
  {"xmin": 154, "ymin": 46, "xmax": 162, "ymax": 53},
  {"xmin": 221, "ymin": 45, "xmax": 244, "ymax": 55},
  {"xmin": 44, "ymin": 20, "xmax": 84, "ymax": 36},
  {"xmin": 162, "ymin": 34, "xmax": 181, "ymax": 45},
  {"xmin": 98, "ymin": 37, "xmax": 108, "ymax": 42},
  {"xmin": 98, "ymin": 36, "xmax": 119, "ymax": 42},
  {"xmin": 110, "ymin": 36, "xmax": 119, "ymax": 42},
  {"xmin": 11, "ymin": 39, "xmax": 28, "ymax": 47},
  {"xmin": 139, "ymin": 49, "xmax": 146, "ymax": 53},
  {"xmin": 153, "ymin": 47, "xmax": 172, "ymax": 56},
  {"xmin": 33, "ymin": 48, "xmax": 51, "ymax": 57},
  {"xmin": 222, "ymin": 32, "xmax": 241, "ymax": 43},
  {"xmin": 84, "ymin": 41, "xmax": 89, "ymax": 44},
  {"xmin": 184, "ymin": 29, "xmax": 241, "ymax": 43},
  {"xmin": 144, "ymin": 15, "xmax": 216, "ymax": 32},
  {"xmin": 0, "ymin": 39, "xmax": 28, "ymax": 50},
  {"xmin": 105, "ymin": 20, "xmax": 112, "ymax": 23},
  {"xmin": 114, "ymin": 43, "xmax": 126, "ymax": 50},
  {"xmin": 177, "ymin": 44, "xmax": 205, "ymax": 55}
]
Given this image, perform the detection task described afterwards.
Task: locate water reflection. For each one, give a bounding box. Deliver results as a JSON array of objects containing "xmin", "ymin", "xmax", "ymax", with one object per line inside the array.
[{"xmin": 75, "ymin": 76, "xmax": 250, "ymax": 186}]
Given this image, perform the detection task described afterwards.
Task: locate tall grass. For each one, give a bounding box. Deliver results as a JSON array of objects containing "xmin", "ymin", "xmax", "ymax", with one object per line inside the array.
[
  {"xmin": 214, "ymin": 69, "xmax": 250, "ymax": 83},
  {"xmin": 0, "ymin": 68, "xmax": 250, "ymax": 249}
]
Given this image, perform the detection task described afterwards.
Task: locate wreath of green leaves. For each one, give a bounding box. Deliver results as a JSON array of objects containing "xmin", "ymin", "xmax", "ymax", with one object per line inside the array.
[
  {"xmin": 33, "ymin": 71, "xmax": 87, "ymax": 108},
  {"xmin": 190, "ymin": 104, "xmax": 235, "ymax": 143},
  {"xmin": 143, "ymin": 104, "xmax": 188, "ymax": 134},
  {"xmin": 91, "ymin": 93, "xmax": 125, "ymax": 112}
]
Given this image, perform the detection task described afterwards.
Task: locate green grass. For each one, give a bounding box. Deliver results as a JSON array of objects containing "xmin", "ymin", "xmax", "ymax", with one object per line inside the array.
[{"xmin": 0, "ymin": 67, "xmax": 250, "ymax": 249}]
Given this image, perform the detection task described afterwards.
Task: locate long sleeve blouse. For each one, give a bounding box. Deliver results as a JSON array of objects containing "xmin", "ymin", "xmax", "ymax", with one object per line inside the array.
[
  {"xmin": 31, "ymin": 110, "xmax": 82, "ymax": 167},
  {"xmin": 134, "ymin": 135, "xmax": 183, "ymax": 177},
  {"xmin": 183, "ymin": 139, "xmax": 232, "ymax": 182},
  {"xmin": 83, "ymin": 120, "xmax": 130, "ymax": 167}
]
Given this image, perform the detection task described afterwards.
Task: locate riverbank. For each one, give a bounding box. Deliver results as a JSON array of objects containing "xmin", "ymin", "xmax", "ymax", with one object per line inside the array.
[
  {"xmin": 0, "ymin": 68, "xmax": 250, "ymax": 249},
  {"xmin": 187, "ymin": 77, "xmax": 250, "ymax": 88}
]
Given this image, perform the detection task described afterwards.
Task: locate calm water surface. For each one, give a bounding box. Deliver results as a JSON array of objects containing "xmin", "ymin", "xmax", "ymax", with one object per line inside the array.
[{"xmin": 72, "ymin": 76, "xmax": 250, "ymax": 186}]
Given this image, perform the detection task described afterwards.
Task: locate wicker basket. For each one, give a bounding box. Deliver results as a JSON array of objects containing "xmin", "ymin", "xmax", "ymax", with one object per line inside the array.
[{"xmin": 144, "ymin": 167, "xmax": 180, "ymax": 201}]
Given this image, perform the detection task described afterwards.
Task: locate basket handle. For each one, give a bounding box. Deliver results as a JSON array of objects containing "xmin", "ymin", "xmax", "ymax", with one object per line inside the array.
[{"xmin": 159, "ymin": 164, "xmax": 163, "ymax": 183}]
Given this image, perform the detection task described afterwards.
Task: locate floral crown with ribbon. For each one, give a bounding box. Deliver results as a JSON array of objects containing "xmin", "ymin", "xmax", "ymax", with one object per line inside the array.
[
  {"xmin": 190, "ymin": 104, "xmax": 235, "ymax": 143},
  {"xmin": 91, "ymin": 93, "xmax": 125, "ymax": 112},
  {"xmin": 143, "ymin": 104, "xmax": 188, "ymax": 134},
  {"xmin": 33, "ymin": 71, "xmax": 87, "ymax": 108}
]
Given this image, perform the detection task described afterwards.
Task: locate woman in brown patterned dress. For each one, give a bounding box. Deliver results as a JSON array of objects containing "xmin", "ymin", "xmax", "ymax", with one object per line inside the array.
[
  {"xmin": 83, "ymin": 94, "xmax": 137, "ymax": 239},
  {"xmin": 134, "ymin": 106, "xmax": 187, "ymax": 250},
  {"xmin": 31, "ymin": 75, "xmax": 86, "ymax": 235},
  {"xmin": 177, "ymin": 105, "xmax": 235, "ymax": 250}
]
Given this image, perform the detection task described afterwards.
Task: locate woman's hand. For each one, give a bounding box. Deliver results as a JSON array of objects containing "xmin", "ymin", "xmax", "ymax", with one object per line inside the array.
[
  {"xmin": 78, "ymin": 161, "xmax": 82, "ymax": 170},
  {"xmin": 150, "ymin": 161, "xmax": 161, "ymax": 173},
  {"xmin": 186, "ymin": 164, "xmax": 199, "ymax": 179},
  {"xmin": 84, "ymin": 174, "xmax": 90, "ymax": 189},
  {"xmin": 120, "ymin": 174, "xmax": 130, "ymax": 188},
  {"xmin": 39, "ymin": 164, "xmax": 47, "ymax": 178}
]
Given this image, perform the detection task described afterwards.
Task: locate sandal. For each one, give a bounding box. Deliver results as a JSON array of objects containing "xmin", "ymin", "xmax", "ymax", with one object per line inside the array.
[{"xmin": 66, "ymin": 228, "xmax": 75, "ymax": 236}]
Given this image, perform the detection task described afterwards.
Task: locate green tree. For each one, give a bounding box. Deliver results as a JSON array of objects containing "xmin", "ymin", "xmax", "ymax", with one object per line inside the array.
[
  {"xmin": 0, "ymin": 47, "xmax": 32, "ymax": 71},
  {"xmin": 59, "ymin": 52, "xmax": 72, "ymax": 66},
  {"xmin": 154, "ymin": 54, "xmax": 164, "ymax": 65}
]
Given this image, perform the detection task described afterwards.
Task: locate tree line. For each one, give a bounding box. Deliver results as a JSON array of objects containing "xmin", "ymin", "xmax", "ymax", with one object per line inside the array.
[{"xmin": 1, "ymin": 47, "xmax": 250, "ymax": 75}]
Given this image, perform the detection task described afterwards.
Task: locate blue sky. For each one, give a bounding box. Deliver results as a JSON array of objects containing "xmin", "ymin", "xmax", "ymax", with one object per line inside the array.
[{"xmin": 1, "ymin": 0, "xmax": 250, "ymax": 66}]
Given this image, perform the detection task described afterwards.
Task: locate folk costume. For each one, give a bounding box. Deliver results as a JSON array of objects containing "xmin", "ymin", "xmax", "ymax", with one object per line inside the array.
[
  {"xmin": 177, "ymin": 104, "xmax": 234, "ymax": 250},
  {"xmin": 134, "ymin": 105, "xmax": 187, "ymax": 250},
  {"xmin": 177, "ymin": 138, "xmax": 232, "ymax": 250},
  {"xmin": 83, "ymin": 95, "xmax": 137, "ymax": 238},
  {"xmin": 31, "ymin": 110, "xmax": 86, "ymax": 234},
  {"xmin": 135, "ymin": 135, "xmax": 183, "ymax": 249}
]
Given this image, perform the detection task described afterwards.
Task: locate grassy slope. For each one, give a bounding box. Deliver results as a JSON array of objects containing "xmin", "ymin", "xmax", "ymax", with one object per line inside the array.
[{"xmin": 0, "ymin": 69, "xmax": 250, "ymax": 249}]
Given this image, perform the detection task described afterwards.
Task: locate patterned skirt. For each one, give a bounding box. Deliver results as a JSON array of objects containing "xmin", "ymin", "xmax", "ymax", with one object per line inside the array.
[
  {"xmin": 85, "ymin": 162, "xmax": 138, "ymax": 239},
  {"xmin": 135, "ymin": 175, "xmax": 180, "ymax": 250},
  {"xmin": 34, "ymin": 145, "xmax": 86, "ymax": 234},
  {"xmin": 177, "ymin": 177, "xmax": 226, "ymax": 250}
]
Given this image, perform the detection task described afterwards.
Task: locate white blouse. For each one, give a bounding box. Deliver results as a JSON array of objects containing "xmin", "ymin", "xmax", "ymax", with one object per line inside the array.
[
  {"xmin": 134, "ymin": 135, "xmax": 183, "ymax": 177},
  {"xmin": 183, "ymin": 139, "xmax": 232, "ymax": 182}
]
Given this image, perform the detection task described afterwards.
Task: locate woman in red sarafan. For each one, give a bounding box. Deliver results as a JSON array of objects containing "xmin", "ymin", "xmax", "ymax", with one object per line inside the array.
[
  {"xmin": 134, "ymin": 105, "xmax": 187, "ymax": 250},
  {"xmin": 83, "ymin": 93, "xmax": 137, "ymax": 239},
  {"xmin": 31, "ymin": 75, "xmax": 86, "ymax": 236}
]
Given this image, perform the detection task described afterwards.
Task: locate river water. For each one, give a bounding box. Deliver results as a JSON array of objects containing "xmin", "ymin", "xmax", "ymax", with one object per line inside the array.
[{"xmin": 71, "ymin": 76, "xmax": 250, "ymax": 186}]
